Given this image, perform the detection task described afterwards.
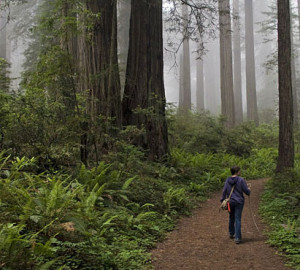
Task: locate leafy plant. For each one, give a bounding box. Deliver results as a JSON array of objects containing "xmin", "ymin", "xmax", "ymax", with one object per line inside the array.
[{"xmin": 260, "ymin": 169, "xmax": 300, "ymax": 269}]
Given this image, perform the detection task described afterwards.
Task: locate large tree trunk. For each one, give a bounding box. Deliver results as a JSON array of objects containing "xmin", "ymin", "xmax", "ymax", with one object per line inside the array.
[
  {"xmin": 298, "ymin": 0, "xmax": 300, "ymax": 35},
  {"xmin": 179, "ymin": 53, "xmax": 184, "ymax": 108},
  {"xmin": 122, "ymin": 0, "xmax": 168, "ymax": 160},
  {"xmin": 181, "ymin": 3, "xmax": 191, "ymax": 111},
  {"xmin": 117, "ymin": 0, "xmax": 131, "ymax": 96},
  {"xmin": 0, "ymin": 7, "xmax": 7, "ymax": 60},
  {"xmin": 60, "ymin": 1, "xmax": 78, "ymax": 109},
  {"xmin": 78, "ymin": 0, "xmax": 121, "ymax": 163},
  {"xmin": 204, "ymin": 40, "xmax": 220, "ymax": 115},
  {"xmin": 276, "ymin": 0, "xmax": 294, "ymax": 172},
  {"xmin": 291, "ymin": 31, "xmax": 298, "ymax": 129},
  {"xmin": 290, "ymin": 5, "xmax": 298, "ymax": 128},
  {"xmin": 245, "ymin": 0, "xmax": 259, "ymax": 125},
  {"xmin": 80, "ymin": 0, "xmax": 121, "ymax": 122},
  {"xmin": 196, "ymin": 57, "xmax": 205, "ymax": 111},
  {"xmin": 218, "ymin": 0, "xmax": 235, "ymax": 128},
  {"xmin": 232, "ymin": 0, "xmax": 243, "ymax": 124}
]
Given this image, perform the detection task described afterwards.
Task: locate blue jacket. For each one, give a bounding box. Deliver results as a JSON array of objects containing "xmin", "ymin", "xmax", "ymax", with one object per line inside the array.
[{"xmin": 220, "ymin": 176, "xmax": 251, "ymax": 205}]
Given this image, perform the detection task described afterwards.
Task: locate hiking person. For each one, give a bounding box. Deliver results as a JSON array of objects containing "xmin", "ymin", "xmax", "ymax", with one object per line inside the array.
[{"xmin": 220, "ymin": 166, "xmax": 251, "ymax": 244}]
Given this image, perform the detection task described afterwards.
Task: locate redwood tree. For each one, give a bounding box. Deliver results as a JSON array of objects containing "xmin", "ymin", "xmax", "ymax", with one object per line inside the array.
[
  {"xmin": 245, "ymin": 0, "xmax": 259, "ymax": 125},
  {"xmin": 122, "ymin": 0, "xmax": 168, "ymax": 160},
  {"xmin": 117, "ymin": 0, "xmax": 131, "ymax": 94},
  {"xmin": 218, "ymin": 0, "xmax": 235, "ymax": 128},
  {"xmin": 276, "ymin": 0, "xmax": 294, "ymax": 172},
  {"xmin": 179, "ymin": 53, "xmax": 184, "ymax": 108},
  {"xmin": 0, "ymin": 4, "xmax": 7, "ymax": 60},
  {"xmin": 290, "ymin": 4, "xmax": 298, "ymax": 128},
  {"xmin": 196, "ymin": 57, "xmax": 204, "ymax": 111},
  {"xmin": 181, "ymin": 3, "xmax": 191, "ymax": 111},
  {"xmin": 80, "ymin": 0, "xmax": 121, "ymax": 122},
  {"xmin": 232, "ymin": 0, "xmax": 243, "ymax": 124},
  {"xmin": 78, "ymin": 0, "xmax": 122, "ymax": 163}
]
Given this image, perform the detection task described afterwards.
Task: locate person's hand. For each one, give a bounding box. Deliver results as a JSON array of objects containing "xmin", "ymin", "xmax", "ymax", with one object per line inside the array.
[{"xmin": 247, "ymin": 183, "xmax": 251, "ymax": 190}]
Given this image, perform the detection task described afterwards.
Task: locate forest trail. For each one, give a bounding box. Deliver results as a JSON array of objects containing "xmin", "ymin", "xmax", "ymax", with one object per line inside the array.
[{"xmin": 151, "ymin": 179, "xmax": 291, "ymax": 270}]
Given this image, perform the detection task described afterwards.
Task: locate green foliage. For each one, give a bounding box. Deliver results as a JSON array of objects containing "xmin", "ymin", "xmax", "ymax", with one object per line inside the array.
[
  {"xmin": 0, "ymin": 58, "xmax": 10, "ymax": 91},
  {"xmin": 241, "ymin": 148, "xmax": 277, "ymax": 179},
  {"xmin": 252, "ymin": 122, "xmax": 278, "ymax": 148},
  {"xmin": 225, "ymin": 123, "xmax": 255, "ymax": 156},
  {"xmin": 0, "ymin": 0, "xmax": 289, "ymax": 268},
  {"xmin": 0, "ymin": 102, "xmax": 285, "ymax": 269},
  {"xmin": 169, "ymin": 147, "xmax": 276, "ymax": 184},
  {"xmin": 168, "ymin": 111, "xmax": 225, "ymax": 154},
  {"xmin": 0, "ymin": 155, "xmax": 175, "ymax": 269},
  {"xmin": 1, "ymin": 139, "xmax": 278, "ymax": 269},
  {"xmin": 3, "ymin": 87, "xmax": 82, "ymax": 166},
  {"xmin": 163, "ymin": 187, "xmax": 191, "ymax": 215},
  {"xmin": 167, "ymin": 111, "xmax": 279, "ymax": 157},
  {"xmin": 260, "ymin": 169, "xmax": 300, "ymax": 269}
]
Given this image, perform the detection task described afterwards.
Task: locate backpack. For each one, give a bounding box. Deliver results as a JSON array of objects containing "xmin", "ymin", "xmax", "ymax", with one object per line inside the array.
[{"xmin": 219, "ymin": 185, "xmax": 235, "ymax": 212}]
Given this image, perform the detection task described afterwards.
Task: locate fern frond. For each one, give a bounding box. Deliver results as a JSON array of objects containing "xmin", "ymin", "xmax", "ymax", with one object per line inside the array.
[{"xmin": 122, "ymin": 176, "xmax": 137, "ymax": 190}]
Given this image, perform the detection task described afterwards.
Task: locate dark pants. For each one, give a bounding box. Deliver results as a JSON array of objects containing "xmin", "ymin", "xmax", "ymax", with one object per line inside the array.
[{"xmin": 228, "ymin": 202, "xmax": 244, "ymax": 240}]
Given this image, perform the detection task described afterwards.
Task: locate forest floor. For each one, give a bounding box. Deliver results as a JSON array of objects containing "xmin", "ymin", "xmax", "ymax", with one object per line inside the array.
[{"xmin": 151, "ymin": 178, "xmax": 292, "ymax": 270}]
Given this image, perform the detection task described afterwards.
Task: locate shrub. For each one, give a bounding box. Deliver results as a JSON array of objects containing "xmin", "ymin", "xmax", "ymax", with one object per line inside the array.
[{"xmin": 260, "ymin": 169, "xmax": 300, "ymax": 269}]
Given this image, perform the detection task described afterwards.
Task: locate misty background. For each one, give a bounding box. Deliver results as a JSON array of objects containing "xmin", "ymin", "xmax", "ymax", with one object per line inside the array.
[{"xmin": 1, "ymin": 0, "xmax": 298, "ymax": 119}]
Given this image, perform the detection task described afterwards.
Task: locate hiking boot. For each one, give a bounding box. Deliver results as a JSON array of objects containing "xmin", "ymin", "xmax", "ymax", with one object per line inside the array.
[
  {"xmin": 235, "ymin": 238, "xmax": 241, "ymax": 244},
  {"xmin": 229, "ymin": 234, "xmax": 235, "ymax": 239}
]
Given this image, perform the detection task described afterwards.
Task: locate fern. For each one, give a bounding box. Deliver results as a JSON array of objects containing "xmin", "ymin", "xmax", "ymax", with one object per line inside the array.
[
  {"xmin": 37, "ymin": 259, "xmax": 58, "ymax": 270},
  {"xmin": 0, "ymin": 154, "xmax": 11, "ymax": 170},
  {"xmin": 82, "ymin": 183, "xmax": 107, "ymax": 214},
  {"xmin": 135, "ymin": 211, "xmax": 158, "ymax": 223},
  {"xmin": 122, "ymin": 175, "xmax": 137, "ymax": 190}
]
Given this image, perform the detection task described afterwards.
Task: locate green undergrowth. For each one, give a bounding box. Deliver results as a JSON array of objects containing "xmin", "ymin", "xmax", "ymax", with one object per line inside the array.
[
  {"xmin": 260, "ymin": 168, "xmax": 300, "ymax": 269},
  {"xmin": 0, "ymin": 145, "xmax": 278, "ymax": 270},
  {"xmin": 0, "ymin": 107, "xmax": 283, "ymax": 269}
]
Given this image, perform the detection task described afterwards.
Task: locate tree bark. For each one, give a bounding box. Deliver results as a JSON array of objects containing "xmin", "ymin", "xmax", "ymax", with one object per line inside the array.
[
  {"xmin": 196, "ymin": 57, "xmax": 205, "ymax": 111},
  {"xmin": 181, "ymin": 3, "xmax": 191, "ymax": 111},
  {"xmin": 218, "ymin": 0, "xmax": 235, "ymax": 128},
  {"xmin": 122, "ymin": 0, "xmax": 168, "ymax": 161},
  {"xmin": 204, "ymin": 40, "xmax": 220, "ymax": 115},
  {"xmin": 291, "ymin": 4, "xmax": 298, "ymax": 128},
  {"xmin": 0, "ymin": 7, "xmax": 7, "ymax": 60},
  {"xmin": 78, "ymin": 0, "xmax": 122, "ymax": 163},
  {"xmin": 232, "ymin": 0, "xmax": 243, "ymax": 124},
  {"xmin": 179, "ymin": 53, "xmax": 184, "ymax": 108},
  {"xmin": 298, "ymin": 0, "xmax": 300, "ymax": 36},
  {"xmin": 291, "ymin": 28, "xmax": 298, "ymax": 129},
  {"xmin": 79, "ymin": 0, "xmax": 121, "ymax": 122},
  {"xmin": 60, "ymin": 0, "xmax": 78, "ymax": 111},
  {"xmin": 245, "ymin": 0, "xmax": 259, "ymax": 125},
  {"xmin": 117, "ymin": 0, "xmax": 131, "ymax": 96},
  {"xmin": 276, "ymin": 0, "xmax": 294, "ymax": 172}
]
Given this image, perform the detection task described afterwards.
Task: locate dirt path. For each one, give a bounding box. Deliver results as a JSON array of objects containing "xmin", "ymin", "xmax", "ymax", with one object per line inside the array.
[{"xmin": 151, "ymin": 179, "xmax": 291, "ymax": 270}]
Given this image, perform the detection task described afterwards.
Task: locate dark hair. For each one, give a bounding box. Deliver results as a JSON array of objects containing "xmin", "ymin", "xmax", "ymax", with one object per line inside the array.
[{"xmin": 231, "ymin": 166, "xmax": 240, "ymax": 175}]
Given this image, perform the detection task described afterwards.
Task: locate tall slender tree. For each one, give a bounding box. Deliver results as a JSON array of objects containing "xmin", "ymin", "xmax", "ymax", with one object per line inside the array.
[
  {"xmin": 276, "ymin": 0, "xmax": 294, "ymax": 172},
  {"xmin": 181, "ymin": 3, "xmax": 191, "ymax": 111},
  {"xmin": 0, "ymin": 4, "xmax": 7, "ymax": 60},
  {"xmin": 290, "ymin": 22, "xmax": 298, "ymax": 129},
  {"xmin": 196, "ymin": 57, "xmax": 205, "ymax": 111},
  {"xmin": 245, "ymin": 0, "xmax": 259, "ymax": 125},
  {"xmin": 117, "ymin": 0, "xmax": 131, "ymax": 95},
  {"xmin": 232, "ymin": 0, "xmax": 243, "ymax": 124},
  {"xmin": 204, "ymin": 40, "xmax": 220, "ymax": 115},
  {"xmin": 290, "ymin": 3, "xmax": 298, "ymax": 129},
  {"xmin": 218, "ymin": 0, "xmax": 235, "ymax": 128},
  {"xmin": 122, "ymin": 0, "xmax": 168, "ymax": 160},
  {"xmin": 298, "ymin": 0, "xmax": 300, "ymax": 35},
  {"xmin": 179, "ymin": 53, "xmax": 184, "ymax": 108}
]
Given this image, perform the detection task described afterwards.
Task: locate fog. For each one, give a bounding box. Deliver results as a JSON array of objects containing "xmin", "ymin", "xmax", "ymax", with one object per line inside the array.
[{"xmin": 1, "ymin": 0, "xmax": 299, "ymax": 119}]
